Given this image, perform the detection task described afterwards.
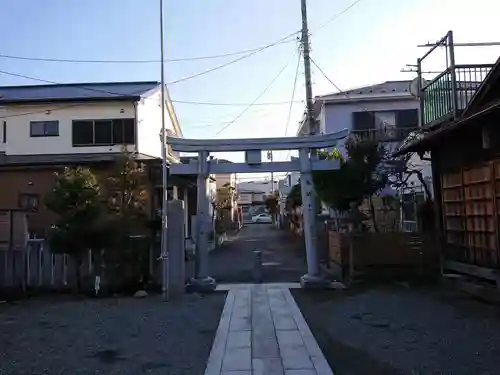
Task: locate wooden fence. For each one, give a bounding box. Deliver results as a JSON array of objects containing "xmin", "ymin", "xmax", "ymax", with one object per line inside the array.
[{"xmin": 327, "ymin": 231, "xmax": 440, "ymax": 281}]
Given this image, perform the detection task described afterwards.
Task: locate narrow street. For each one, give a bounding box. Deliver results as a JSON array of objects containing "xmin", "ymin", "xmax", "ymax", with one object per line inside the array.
[{"xmin": 208, "ymin": 224, "xmax": 307, "ymax": 284}]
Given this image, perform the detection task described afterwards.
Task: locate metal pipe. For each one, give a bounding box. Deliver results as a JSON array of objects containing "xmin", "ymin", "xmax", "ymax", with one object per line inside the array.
[
  {"xmin": 159, "ymin": 0, "xmax": 169, "ymax": 302},
  {"xmin": 419, "ymin": 32, "xmax": 449, "ymax": 62},
  {"xmin": 417, "ymin": 58, "xmax": 424, "ymax": 127},
  {"xmin": 419, "ymin": 41, "xmax": 500, "ymax": 48},
  {"xmin": 448, "ymin": 31, "xmax": 459, "ymax": 118}
]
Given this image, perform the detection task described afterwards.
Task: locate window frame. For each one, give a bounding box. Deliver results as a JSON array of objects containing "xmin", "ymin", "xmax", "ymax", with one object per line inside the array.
[
  {"xmin": 30, "ymin": 120, "xmax": 59, "ymax": 137},
  {"xmin": 72, "ymin": 118, "xmax": 136, "ymax": 147}
]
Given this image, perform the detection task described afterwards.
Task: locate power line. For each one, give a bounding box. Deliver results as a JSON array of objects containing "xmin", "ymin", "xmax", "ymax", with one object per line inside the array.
[
  {"xmin": 172, "ymin": 99, "xmax": 302, "ymax": 106},
  {"xmin": 282, "ymin": 49, "xmax": 303, "ymax": 162},
  {"xmin": 0, "ymin": 31, "xmax": 299, "ymax": 96},
  {"xmin": 315, "ymin": 0, "xmax": 364, "ymax": 32},
  {"xmin": 167, "ymin": 31, "xmax": 299, "ymax": 86},
  {"xmin": 310, "ymin": 57, "xmax": 394, "ymax": 128},
  {"xmin": 309, "ymin": 58, "xmax": 344, "ymax": 93},
  {"xmin": 0, "ymin": 69, "xmax": 286, "ymax": 121},
  {"xmin": 213, "ymin": 62, "xmax": 290, "ymax": 137},
  {"xmin": 284, "ymin": 50, "xmax": 302, "ymax": 137},
  {"xmin": 0, "ymin": 39, "xmax": 295, "ymax": 64}
]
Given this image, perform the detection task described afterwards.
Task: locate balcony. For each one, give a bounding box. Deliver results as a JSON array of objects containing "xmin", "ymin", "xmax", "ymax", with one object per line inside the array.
[
  {"xmin": 421, "ymin": 64, "xmax": 494, "ymax": 126},
  {"xmin": 350, "ymin": 127, "xmax": 420, "ymax": 143}
]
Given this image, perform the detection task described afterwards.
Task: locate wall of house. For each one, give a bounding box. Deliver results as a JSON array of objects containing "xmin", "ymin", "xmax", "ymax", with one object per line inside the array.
[
  {"xmin": 215, "ymin": 173, "xmax": 236, "ymax": 189},
  {"xmin": 136, "ymin": 91, "xmax": 178, "ymax": 158},
  {"xmin": 320, "ymin": 97, "xmax": 419, "ymax": 153},
  {"xmin": 237, "ymin": 180, "xmax": 275, "ymax": 195},
  {"xmin": 2, "ymin": 102, "xmax": 137, "ymax": 156}
]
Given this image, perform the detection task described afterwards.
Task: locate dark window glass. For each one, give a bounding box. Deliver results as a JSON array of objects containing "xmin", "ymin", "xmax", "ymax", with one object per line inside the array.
[
  {"xmin": 30, "ymin": 121, "xmax": 59, "ymax": 137},
  {"xmin": 94, "ymin": 120, "xmax": 113, "ymax": 144},
  {"xmin": 123, "ymin": 119, "xmax": 135, "ymax": 144},
  {"xmin": 352, "ymin": 111, "xmax": 375, "ymax": 130},
  {"xmin": 112, "ymin": 119, "xmax": 124, "ymax": 144},
  {"xmin": 72, "ymin": 120, "xmax": 94, "ymax": 145},
  {"xmin": 45, "ymin": 121, "xmax": 59, "ymax": 135},
  {"xmin": 18, "ymin": 193, "xmax": 39, "ymax": 212},
  {"xmin": 396, "ymin": 109, "xmax": 419, "ymax": 128}
]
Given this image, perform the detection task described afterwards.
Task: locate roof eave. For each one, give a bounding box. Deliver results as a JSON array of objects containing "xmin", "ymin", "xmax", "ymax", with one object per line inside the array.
[
  {"xmin": 318, "ymin": 93, "xmax": 413, "ymax": 104},
  {"xmin": 0, "ymin": 96, "xmax": 142, "ymax": 105}
]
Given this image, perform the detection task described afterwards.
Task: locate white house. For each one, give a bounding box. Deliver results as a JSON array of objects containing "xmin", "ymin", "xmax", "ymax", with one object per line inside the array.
[
  {"xmin": 296, "ymin": 80, "xmax": 432, "ymax": 230},
  {"xmin": 0, "ymin": 81, "xmax": 192, "ymax": 235},
  {"xmin": 0, "ymin": 81, "xmax": 181, "ymax": 159}
]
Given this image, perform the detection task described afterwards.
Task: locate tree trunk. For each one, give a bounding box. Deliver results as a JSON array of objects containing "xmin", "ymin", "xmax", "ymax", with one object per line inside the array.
[{"xmin": 368, "ymin": 196, "xmax": 379, "ymax": 232}]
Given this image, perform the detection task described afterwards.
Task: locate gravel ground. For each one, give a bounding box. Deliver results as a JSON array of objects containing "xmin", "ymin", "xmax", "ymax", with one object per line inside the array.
[
  {"xmin": 0, "ymin": 292, "xmax": 226, "ymax": 375},
  {"xmin": 293, "ymin": 285, "xmax": 500, "ymax": 375}
]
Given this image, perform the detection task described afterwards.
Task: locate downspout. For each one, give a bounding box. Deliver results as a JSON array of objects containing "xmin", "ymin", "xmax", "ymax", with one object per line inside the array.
[{"xmin": 132, "ymin": 101, "xmax": 138, "ymax": 153}]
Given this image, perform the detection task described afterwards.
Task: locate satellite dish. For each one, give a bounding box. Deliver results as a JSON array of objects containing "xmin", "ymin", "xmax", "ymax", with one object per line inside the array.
[{"xmin": 409, "ymin": 77, "xmax": 428, "ymax": 98}]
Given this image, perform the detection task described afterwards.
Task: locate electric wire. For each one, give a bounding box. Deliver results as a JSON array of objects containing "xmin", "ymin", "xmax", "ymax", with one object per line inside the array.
[
  {"xmin": 167, "ymin": 31, "xmax": 299, "ymax": 86},
  {"xmin": 314, "ymin": 0, "xmax": 364, "ymax": 32},
  {"xmin": 0, "ymin": 39, "xmax": 295, "ymax": 64},
  {"xmin": 213, "ymin": 62, "xmax": 290, "ymax": 137}
]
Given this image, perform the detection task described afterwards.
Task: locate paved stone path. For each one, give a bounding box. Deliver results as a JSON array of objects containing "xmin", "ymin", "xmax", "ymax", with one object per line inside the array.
[
  {"xmin": 206, "ymin": 224, "xmax": 307, "ymax": 284},
  {"xmin": 204, "ymin": 283, "xmax": 333, "ymax": 375}
]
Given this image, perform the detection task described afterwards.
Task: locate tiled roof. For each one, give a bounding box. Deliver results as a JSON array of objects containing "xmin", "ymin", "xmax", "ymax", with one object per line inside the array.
[
  {"xmin": 0, "ymin": 81, "xmax": 159, "ymax": 104},
  {"xmin": 318, "ymin": 80, "xmax": 412, "ymax": 99}
]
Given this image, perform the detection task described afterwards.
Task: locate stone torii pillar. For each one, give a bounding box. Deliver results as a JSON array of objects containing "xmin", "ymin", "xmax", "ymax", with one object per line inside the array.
[{"xmin": 190, "ymin": 150, "xmax": 216, "ymax": 292}]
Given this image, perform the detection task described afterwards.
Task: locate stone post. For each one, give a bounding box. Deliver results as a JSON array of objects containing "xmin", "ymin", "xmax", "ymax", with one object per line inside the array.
[
  {"xmin": 189, "ymin": 150, "xmax": 216, "ymax": 292},
  {"xmin": 166, "ymin": 200, "xmax": 186, "ymax": 298}
]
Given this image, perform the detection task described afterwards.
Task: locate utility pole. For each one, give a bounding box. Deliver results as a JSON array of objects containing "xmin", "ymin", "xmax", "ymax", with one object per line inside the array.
[
  {"xmin": 159, "ymin": 0, "xmax": 169, "ymax": 302},
  {"xmin": 299, "ymin": 0, "xmax": 327, "ymax": 287},
  {"xmin": 300, "ymin": 0, "xmax": 316, "ymax": 136}
]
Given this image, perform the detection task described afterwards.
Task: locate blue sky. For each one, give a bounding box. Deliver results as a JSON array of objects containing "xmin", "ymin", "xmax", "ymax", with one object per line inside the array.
[{"xmin": 1, "ymin": 0, "xmax": 499, "ymax": 176}]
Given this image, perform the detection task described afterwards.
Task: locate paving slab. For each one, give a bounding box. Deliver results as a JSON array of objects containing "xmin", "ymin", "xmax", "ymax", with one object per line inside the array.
[{"xmin": 204, "ymin": 283, "xmax": 334, "ymax": 375}]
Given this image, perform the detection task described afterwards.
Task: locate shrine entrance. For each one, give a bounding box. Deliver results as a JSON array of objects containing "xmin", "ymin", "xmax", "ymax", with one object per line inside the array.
[{"xmin": 167, "ymin": 130, "xmax": 347, "ymax": 290}]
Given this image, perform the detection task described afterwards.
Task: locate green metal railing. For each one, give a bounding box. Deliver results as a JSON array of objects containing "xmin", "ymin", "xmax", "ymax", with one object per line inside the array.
[{"xmin": 421, "ymin": 64, "xmax": 493, "ymax": 126}]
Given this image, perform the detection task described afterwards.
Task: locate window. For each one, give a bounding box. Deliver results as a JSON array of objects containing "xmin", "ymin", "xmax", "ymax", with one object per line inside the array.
[
  {"xmin": 72, "ymin": 118, "xmax": 135, "ymax": 146},
  {"xmin": 19, "ymin": 193, "xmax": 39, "ymax": 212},
  {"xmin": 352, "ymin": 111, "xmax": 375, "ymax": 130},
  {"xmin": 2, "ymin": 121, "xmax": 5, "ymax": 143},
  {"xmin": 395, "ymin": 109, "xmax": 419, "ymax": 128},
  {"xmin": 374, "ymin": 111, "xmax": 396, "ymax": 129},
  {"xmin": 30, "ymin": 121, "xmax": 59, "ymax": 137}
]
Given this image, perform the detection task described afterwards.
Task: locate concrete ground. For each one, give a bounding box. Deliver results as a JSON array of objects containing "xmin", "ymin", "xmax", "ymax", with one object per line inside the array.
[
  {"xmin": 293, "ymin": 284, "xmax": 500, "ymax": 375},
  {"xmin": 207, "ymin": 224, "xmax": 308, "ymax": 284},
  {"xmin": 0, "ymin": 293, "xmax": 225, "ymax": 375}
]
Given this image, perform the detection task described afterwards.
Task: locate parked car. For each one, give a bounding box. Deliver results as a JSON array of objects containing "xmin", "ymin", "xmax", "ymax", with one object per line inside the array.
[{"xmin": 251, "ymin": 213, "xmax": 272, "ymax": 223}]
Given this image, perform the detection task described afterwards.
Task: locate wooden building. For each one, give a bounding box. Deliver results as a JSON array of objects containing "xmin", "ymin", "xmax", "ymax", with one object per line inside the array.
[{"xmin": 397, "ymin": 46, "xmax": 500, "ymax": 284}]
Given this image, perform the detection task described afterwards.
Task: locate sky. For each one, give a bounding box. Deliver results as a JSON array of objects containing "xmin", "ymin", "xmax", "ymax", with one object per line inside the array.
[{"xmin": 1, "ymin": 0, "xmax": 499, "ymax": 182}]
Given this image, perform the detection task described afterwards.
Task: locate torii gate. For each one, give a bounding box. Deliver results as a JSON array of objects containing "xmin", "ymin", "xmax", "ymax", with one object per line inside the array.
[{"xmin": 167, "ymin": 129, "xmax": 348, "ymax": 290}]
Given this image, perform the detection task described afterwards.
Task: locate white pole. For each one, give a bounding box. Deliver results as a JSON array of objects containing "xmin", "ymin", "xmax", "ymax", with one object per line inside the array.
[{"xmin": 159, "ymin": 0, "xmax": 169, "ymax": 302}]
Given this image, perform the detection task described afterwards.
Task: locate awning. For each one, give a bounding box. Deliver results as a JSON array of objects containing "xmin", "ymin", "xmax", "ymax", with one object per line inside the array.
[{"xmin": 393, "ymin": 99, "xmax": 500, "ymax": 157}]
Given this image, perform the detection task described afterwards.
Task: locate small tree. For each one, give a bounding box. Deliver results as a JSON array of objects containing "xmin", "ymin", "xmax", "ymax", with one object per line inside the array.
[
  {"xmin": 104, "ymin": 150, "xmax": 150, "ymax": 290},
  {"xmin": 213, "ymin": 182, "xmax": 236, "ymax": 233},
  {"xmin": 313, "ymin": 138, "xmax": 387, "ymax": 230},
  {"xmin": 45, "ymin": 167, "xmax": 104, "ymax": 292},
  {"xmin": 264, "ymin": 191, "xmax": 280, "ymax": 225}
]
